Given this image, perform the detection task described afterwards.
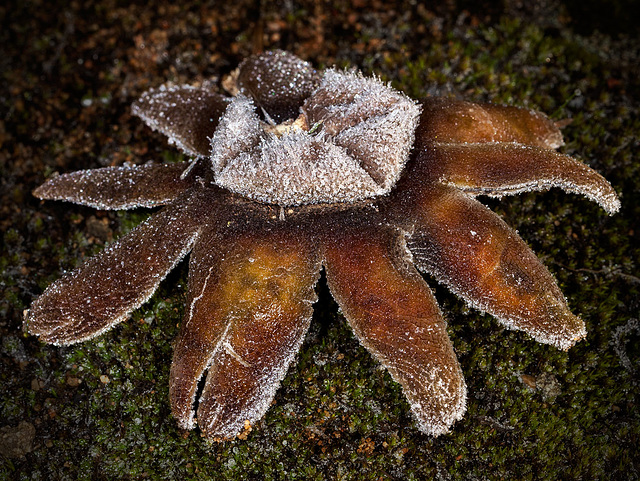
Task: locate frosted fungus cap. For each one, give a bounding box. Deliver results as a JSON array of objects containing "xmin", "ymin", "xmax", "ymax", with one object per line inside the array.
[{"xmin": 210, "ymin": 54, "xmax": 421, "ymax": 206}]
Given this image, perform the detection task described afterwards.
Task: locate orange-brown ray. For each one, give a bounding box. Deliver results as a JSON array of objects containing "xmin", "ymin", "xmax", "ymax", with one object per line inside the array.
[
  {"xmin": 415, "ymin": 143, "xmax": 620, "ymax": 214},
  {"xmin": 414, "ymin": 97, "xmax": 564, "ymax": 150},
  {"xmin": 33, "ymin": 162, "xmax": 200, "ymax": 210},
  {"xmin": 170, "ymin": 219, "xmax": 320, "ymax": 439},
  {"xmin": 26, "ymin": 186, "xmax": 217, "ymax": 345},
  {"xmin": 322, "ymin": 222, "xmax": 466, "ymax": 436},
  {"xmin": 400, "ymin": 184, "xmax": 585, "ymax": 350}
]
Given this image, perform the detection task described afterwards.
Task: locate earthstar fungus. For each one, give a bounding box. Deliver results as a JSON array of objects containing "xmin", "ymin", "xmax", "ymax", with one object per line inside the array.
[{"xmin": 26, "ymin": 50, "xmax": 620, "ymax": 440}]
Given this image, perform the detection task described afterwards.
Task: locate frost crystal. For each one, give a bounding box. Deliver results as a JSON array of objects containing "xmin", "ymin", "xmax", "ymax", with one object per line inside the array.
[
  {"xmin": 209, "ymin": 95, "xmax": 263, "ymax": 173},
  {"xmin": 132, "ymin": 84, "xmax": 229, "ymax": 158},
  {"xmin": 211, "ymin": 69, "xmax": 421, "ymax": 206},
  {"xmin": 236, "ymin": 49, "xmax": 319, "ymax": 123}
]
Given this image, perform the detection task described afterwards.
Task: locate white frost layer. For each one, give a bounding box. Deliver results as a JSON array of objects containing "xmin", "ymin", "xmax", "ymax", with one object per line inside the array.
[
  {"xmin": 216, "ymin": 132, "xmax": 385, "ymax": 205},
  {"xmin": 210, "ymin": 69, "xmax": 421, "ymax": 206},
  {"xmin": 209, "ymin": 94, "xmax": 263, "ymax": 172}
]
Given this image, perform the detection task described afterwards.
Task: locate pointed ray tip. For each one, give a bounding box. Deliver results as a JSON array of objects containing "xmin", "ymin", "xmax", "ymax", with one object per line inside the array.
[
  {"xmin": 603, "ymin": 191, "xmax": 621, "ymax": 215},
  {"xmin": 558, "ymin": 321, "xmax": 587, "ymax": 352},
  {"xmin": 24, "ymin": 307, "xmax": 60, "ymax": 344},
  {"xmin": 416, "ymin": 398, "xmax": 467, "ymax": 437},
  {"xmin": 542, "ymin": 311, "xmax": 587, "ymax": 352},
  {"xmin": 411, "ymin": 380, "xmax": 467, "ymax": 437},
  {"xmin": 585, "ymin": 175, "xmax": 621, "ymax": 215},
  {"xmin": 26, "ymin": 313, "xmax": 89, "ymax": 346},
  {"xmin": 175, "ymin": 412, "xmax": 196, "ymax": 431},
  {"xmin": 32, "ymin": 182, "xmax": 50, "ymax": 199}
]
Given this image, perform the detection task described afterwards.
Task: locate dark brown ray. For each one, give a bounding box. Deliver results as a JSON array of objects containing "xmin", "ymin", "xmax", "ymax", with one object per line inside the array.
[
  {"xmin": 414, "ymin": 97, "xmax": 564, "ymax": 150},
  {"xmin": 26, "ymin": 186, "xmax": 219, "ymax": 345},
  {"xmin": 415, "ymin": 143, "xmax": 620, "ymax": 214},
  {"xmin": 33, "ymin": 162, "xmax": 199, "ymax": 210},
  {"xmin": 237, "ymin": 50, "xmax": 319, "ymax": 123},
  {"xmin": 393, "ymin": 183, "xmax": 585, "ymax": 350},
  {"xmin": 322, "ymin": 221, "xmax": 466, "ymax": 436},
  {"xmin": 132, "ymin": 85, "xmax": 229, "ymax": 157},
  {"xmin": 170, "ymin": 219, "xmax": 320, "ymax": 439}
]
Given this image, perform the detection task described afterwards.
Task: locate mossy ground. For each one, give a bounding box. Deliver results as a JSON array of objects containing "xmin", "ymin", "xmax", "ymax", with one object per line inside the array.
[{"xmin": 1, "ymin": 1, "xmax": 638, "ymax": 479}]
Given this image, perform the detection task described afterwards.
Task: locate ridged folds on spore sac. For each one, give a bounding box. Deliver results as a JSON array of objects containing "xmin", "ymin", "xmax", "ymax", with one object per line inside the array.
[
  {"xmin": 212, "ymin": 68, "xmax": 421, "ymax": 206},
  {"xmin": 27, "ymin": 50, "xmax": 619, "ymax": 441}
]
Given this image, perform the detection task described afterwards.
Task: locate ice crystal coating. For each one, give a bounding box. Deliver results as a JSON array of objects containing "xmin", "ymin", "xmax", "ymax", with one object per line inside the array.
[
  {"xmin": 211, "ymin": 69, "xmax": 421, "ymax": 206},
  {"xmin": 209, "ymin": 94, "xmax": 263, "ymax": 173},
  {"xmin": 27, "ymin": 50, "xmax": 620, "ymax": 442},
  {"xmin": 236, "ymin": 49, "xmax": 320, "ymax": 123},
  {"xmin": 132, "ymin": 85, "xmax": 229, "ymax": 158}
]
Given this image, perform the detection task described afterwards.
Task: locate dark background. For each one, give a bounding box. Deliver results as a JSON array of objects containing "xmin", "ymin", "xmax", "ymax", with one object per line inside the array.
[{"xmin": 1, "ymin": 0, "xmax": 639, "ymax": 479}]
